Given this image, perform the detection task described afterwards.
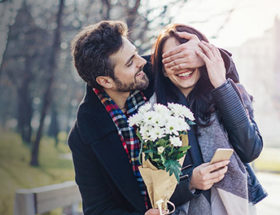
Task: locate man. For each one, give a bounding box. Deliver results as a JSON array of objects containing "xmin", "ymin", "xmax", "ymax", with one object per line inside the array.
[
  {"xmin": 69, "ymin": 21, "xmax": 161, "ymax": 215},
  {"xmin": 68, "ymin": 20, "xmax": 237, "ymax": 215}
]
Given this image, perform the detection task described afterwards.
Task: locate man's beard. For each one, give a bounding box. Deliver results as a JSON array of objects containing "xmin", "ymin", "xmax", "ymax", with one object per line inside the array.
[{"xmin": 114, "ymin": 69, "xmax": 149, "ymax": 92}]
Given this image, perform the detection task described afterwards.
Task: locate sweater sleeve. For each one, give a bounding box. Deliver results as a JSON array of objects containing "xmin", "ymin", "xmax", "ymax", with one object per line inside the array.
[{"xmin": 211, "ymin": 79, "xmax": 263, "ymax": 163}]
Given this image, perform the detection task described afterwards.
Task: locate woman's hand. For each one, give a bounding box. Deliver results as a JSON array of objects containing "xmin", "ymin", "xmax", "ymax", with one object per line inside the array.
[
  {"xmin": 196, "ymin": 41, "xmax": 226, "ymax": 88},
  {"xmin": 162, "ymin": 32, "xmax": 205, "ymax": 70},
  {"xmin": 189, "ymin": 160, "xmax": 229, "ymax": 190}
]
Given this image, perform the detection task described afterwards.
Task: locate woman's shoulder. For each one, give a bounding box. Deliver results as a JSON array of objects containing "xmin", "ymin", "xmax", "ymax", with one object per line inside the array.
[{"xmin": 231, "ymin": 82, "xmax": 254, "ymax": 117}]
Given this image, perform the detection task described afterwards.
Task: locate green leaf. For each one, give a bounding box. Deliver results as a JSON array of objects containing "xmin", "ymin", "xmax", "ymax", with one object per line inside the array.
[
  {"xmin": 160, "ymin": 154, "xmax": 166, "ymax": 164},
  {"xmin": 136, "ymin": 130, "xmax": 144, "ymax": 164},
  {"xmin": 179, "ymin": 145, "xmax": 191, "ymax": 152},
  {"xmin": 136, "ymin": 130, "xmax": 143, "ymax": 142},
  {"xmin": 156, "ymin": 138, "xmax": 169, "ymax": 146},
  {"xmin": 187, "ymin": 119, "xmax": 196, "ymax": 125},
  {"xmin": 164, "ymin": 160, "xmax": 181, "ymax": 183}
]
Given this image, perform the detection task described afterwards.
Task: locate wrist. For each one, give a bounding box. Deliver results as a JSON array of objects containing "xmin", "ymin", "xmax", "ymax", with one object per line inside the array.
[
  {"xmin": 213, "ymin": 78, "xmax": 227, "ymax": 88},
  {"xmin": 189, "ymin": 180, "xmax": 194, "ymax": 190}
]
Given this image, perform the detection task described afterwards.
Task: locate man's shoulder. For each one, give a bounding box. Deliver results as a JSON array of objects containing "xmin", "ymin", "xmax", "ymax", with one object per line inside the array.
[{"xmin": 70, "ymin": 88, "xmax": 117, "ymax": 146}]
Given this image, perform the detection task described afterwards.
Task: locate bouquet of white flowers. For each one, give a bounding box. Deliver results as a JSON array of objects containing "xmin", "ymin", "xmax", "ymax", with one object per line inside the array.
[{"xmin": 128, "ymin": 102, "xmax": 195, "ymax": 214}]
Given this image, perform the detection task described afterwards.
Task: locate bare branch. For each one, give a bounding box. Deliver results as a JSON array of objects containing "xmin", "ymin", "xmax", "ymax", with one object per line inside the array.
[
  {"xmin": 126, "ymin": 0, "xmax": 141, "ymax": 29},
  {"xmin": 101, "ymin": 0, "xmax": 111, "ymax": 19},
  {"xmin": 211, "ymin": 8, "xmax": 236, "ymax": 39}
]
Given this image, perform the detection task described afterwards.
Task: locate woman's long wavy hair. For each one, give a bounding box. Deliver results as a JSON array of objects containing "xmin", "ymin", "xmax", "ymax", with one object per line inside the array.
[{"xmin": 152, "ymin": 24, "xmax": 238, "ymax": 126}]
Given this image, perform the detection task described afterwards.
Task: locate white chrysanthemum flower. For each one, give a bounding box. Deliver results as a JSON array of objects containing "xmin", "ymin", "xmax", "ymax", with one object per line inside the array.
[
  {"xmin": 153, "ymin": 125, "xmax": 166, "ymax": 139},
  {"xmin": 150, "ymin": 111, "xmax": 167, "ymax": 127},
  {"xmin": 153, "ymin": 103, "xmax": 171, "ymax": 115},
  {"xmin": 167, "ymin": 103, "xmax": 195, "ymax": 121},
  {"xmin": 173, "ymin": 116, "xmax": 190, "ymax": 131},
  {"xmin": 139, "ymin": 124, "xmax": 153, "ymax": 141},
  {"xmin": 138, "ymin": 102, "xmax": 152, "ymax": 114},
  {"xmin": 157, "ymin": 146, "xmax": 165, "ymax": 154},
  {"xmin": 164, "ymin": 117, "xmax": 185, "ymax": 136},
  {"xmin": 169, "ymin": 136, "xmax": 182, "ymax": 147},
  {"xmin": 128, "ymin": 113, "xmax": 143, "ymax": 127},
  {"xmin": 141, "ymin": 111, "xmax": 156, "ymax": 128}
]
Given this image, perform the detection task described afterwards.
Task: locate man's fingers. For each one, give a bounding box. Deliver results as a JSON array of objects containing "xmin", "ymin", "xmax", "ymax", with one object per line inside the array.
[
  {"xmin": 162, "ymin": 45, "xmax": 185, "ymax": 59},
  {"xmin": 169, "ymin": 63, "xmax": 192, "ymax": 71},
  {"xmin": 164, "ymin": 58, "xmax": 187, "ymax": 68},
  {"xmin": 162, "ymin": 51, "xmax": 186, "ymax": 64},
  {"xmin": 176, "ymin": 31, "xmax": 199, "ymax": 41}
]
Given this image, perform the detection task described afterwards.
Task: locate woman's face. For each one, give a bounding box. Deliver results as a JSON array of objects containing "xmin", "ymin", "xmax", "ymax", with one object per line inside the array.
[{"xmin": 162, "ymin": 37, "xmax": 201, "ymax": 97}]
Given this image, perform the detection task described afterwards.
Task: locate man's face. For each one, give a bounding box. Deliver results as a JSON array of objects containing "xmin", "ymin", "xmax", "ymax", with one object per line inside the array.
[{"xmin": 109, "ymin": 37, "xmax": 149, "ymax": 92}]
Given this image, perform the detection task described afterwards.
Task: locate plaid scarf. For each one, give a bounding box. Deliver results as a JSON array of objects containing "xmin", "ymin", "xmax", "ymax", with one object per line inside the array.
[{"xmin": 93, "ymin": 88, "xmax": 148, "ymax": 208}]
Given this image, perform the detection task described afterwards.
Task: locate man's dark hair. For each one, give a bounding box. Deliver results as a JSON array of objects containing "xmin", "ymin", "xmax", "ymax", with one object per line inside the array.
[{"xmin": 71, "ymin": 20, "xmax": 128, "ymax": 88}]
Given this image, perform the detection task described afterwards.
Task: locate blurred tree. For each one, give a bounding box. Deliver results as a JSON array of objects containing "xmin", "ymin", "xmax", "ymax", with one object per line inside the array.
[
  {"xmin": 1, "ymin": 2, "xmax": 50, "ymax": 144},
  {"xmin": 48, "ymin": 106, "xmax": 60, "ymax": 147},
  {"xmin": 30, "ymin": 0, "xmax": 65, "ymax": 166},
  {"xmin": 0, "ymin": 0, "xmax": 23, "ymax": 80}
]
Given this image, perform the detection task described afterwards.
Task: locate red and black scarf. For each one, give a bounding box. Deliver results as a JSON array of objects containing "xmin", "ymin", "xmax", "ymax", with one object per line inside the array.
[{"xmin": 94, "ymin": 88, "xmax": 148, "ymax": 208}]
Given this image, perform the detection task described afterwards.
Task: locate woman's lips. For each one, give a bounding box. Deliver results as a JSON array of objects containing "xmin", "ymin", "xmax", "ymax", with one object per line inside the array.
[{"xmin": 176, "ymin": 69, "xmax": 195, "ymax": 78}]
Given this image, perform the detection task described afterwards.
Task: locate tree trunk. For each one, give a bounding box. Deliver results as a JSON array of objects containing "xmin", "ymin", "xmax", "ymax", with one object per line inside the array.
[
  {"xmin": 101, "ymin": 0, "xmax": 111, "ymax": 19},
  {"xmin": 17, "ymin": 57, "xmax": 33, "ymax": 145},
  {"xmin": 0, "ymin": 0, "xmax": 23, "ymax": 80},
  {"xmin": 0, "ymin": 25, "xmax": 11, "ymax": 81},
  {"xmin": 30, "ymin": 0, "xmax": 65, "ymax": 166},
  {"xmin": 48, "ymin": 106, "xmax": 60, "ymax": 147},
  {"xmin": 126, "ymin": 0, "xmax": 141, "ymax": 29}
]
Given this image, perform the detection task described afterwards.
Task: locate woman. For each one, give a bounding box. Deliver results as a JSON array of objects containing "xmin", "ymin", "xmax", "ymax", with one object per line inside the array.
[{"xmin": 150, "ymin": 24, "xmax": 267, "ymax": 215}]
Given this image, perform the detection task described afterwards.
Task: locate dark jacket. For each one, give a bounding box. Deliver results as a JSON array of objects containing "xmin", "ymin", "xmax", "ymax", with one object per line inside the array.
[
  {"xmin": 68, "ymin": 86, "xmax": 147, "ymax": 215},
  {"xmin": 169, "ymin": 80, "xmax": 267, "ymax": 206}
]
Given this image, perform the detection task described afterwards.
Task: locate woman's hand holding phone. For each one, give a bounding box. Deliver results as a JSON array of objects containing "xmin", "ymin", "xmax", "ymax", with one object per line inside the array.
[
  {"xmin": 189, "ymin": 160, "xmax": 229, "ymax": 190},
  {"xmin": 189, "ymin": 148, "xmax": 233, "ymax": 190}
]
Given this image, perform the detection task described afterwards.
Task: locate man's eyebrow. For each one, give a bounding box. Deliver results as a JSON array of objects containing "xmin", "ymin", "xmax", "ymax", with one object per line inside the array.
[{"xmin": 125, "ymin": 54, "xmax": 135, "ymax": 66}]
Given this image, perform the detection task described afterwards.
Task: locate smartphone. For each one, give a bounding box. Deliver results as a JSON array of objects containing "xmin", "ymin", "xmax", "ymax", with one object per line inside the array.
[{"xmin": 210, "ymin": 148, "xmax": 234, "ymax": 164}]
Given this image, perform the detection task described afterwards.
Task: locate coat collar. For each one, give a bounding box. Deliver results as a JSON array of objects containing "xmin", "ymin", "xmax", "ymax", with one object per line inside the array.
[{"xmin": 76, "ymin": 85, "xmax": 146, "ymax": 211}]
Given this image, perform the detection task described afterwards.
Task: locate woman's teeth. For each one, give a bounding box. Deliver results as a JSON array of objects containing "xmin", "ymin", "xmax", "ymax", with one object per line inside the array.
[{"xmin": 178, "ymin": 71, "xmax": 193, "ymax": 77}]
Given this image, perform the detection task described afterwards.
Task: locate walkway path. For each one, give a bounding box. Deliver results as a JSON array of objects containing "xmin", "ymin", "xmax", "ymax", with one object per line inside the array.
[{"xmin": 256, "ymin": 172, "xmax": 280, "ymax": 215}]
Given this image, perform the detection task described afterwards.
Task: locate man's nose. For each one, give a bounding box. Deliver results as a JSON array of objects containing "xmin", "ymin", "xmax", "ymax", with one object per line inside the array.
[{"xmin": 136, "ymin": 55, "xmax": 147, "ymax": 67}]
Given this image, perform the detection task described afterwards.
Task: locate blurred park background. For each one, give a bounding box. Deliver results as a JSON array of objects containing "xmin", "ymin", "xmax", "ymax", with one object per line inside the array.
[{"xmin": 0, "ymin": 0, "xmax": 280, "ymax": 214}]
